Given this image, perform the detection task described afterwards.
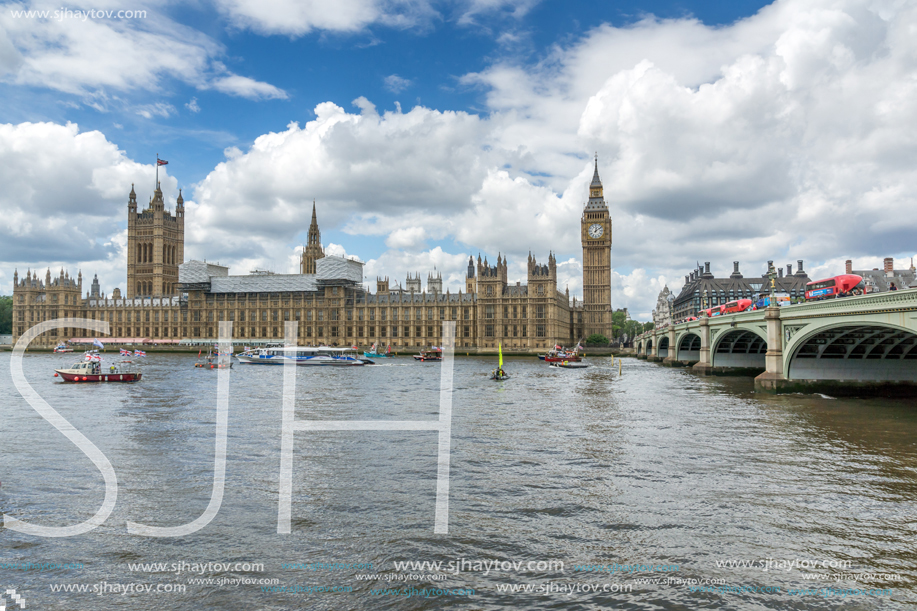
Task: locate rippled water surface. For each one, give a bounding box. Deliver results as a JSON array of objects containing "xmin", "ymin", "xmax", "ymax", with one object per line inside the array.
[{"xmin": 2, "ymin": 351, "xmax": 916, "ymax": 610}]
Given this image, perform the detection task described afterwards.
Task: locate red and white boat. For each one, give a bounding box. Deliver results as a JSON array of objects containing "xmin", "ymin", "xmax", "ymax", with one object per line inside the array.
[
  {"xmin": 541, "ymin": 346, "xmax": 582, "ymax": 363},
  {"xmin": 53, "ymin": 342, "xmax": 74, "ymax": 353},
  {"xmin": 54, "ymin": 360, "xmax": 142, "ymax": 383},
  {"xmin": 413, "ymin": 347, "xmax": 443, "ymax": 362}
]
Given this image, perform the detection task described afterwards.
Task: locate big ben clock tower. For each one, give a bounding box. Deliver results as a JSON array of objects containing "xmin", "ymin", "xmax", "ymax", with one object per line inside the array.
[{"xmin": 581, "ymin": 154, "xmax": 612, "ymax": 339}]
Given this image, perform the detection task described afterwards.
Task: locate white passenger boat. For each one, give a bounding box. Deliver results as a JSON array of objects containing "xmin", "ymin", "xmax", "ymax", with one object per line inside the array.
[{"xmin": 236, "ymin": 346, "xmax": 373, "ymax": 366}]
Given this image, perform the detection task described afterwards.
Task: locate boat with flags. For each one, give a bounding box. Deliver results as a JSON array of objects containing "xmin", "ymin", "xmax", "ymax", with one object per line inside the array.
[
  {"xmin": 237, "ymin": 345, "xmax": 373, "ymax": 366},
  {"xmin": 195, "ymin": 345, "xmax": 233, "ymax": 369},
  {"xmin": 363, "ymin": 343, "xmax": 392, "ymax": 358},
  {"xmin": 54, "ymin": 352, "xmax": 142, "ymax": 382},
  {"xmin": 53, "ymin": 342, "xmax": 74, "ymax": 353},
  {"xmin": 413, "ymin": 347, "xmax": 443, "ymax": 362},
  {"xmin": 539, "ymin": 342, "xmax": 583, "ymax": 363},
  {"xmin": 490, "ymin": 343, "xmax": 509, "ymax": 380}
]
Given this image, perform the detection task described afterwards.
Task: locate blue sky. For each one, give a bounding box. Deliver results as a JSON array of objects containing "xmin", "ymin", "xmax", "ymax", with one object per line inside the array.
[{"xmin": 2, "ymin": 0, "xmax": 916, "ymax": 318}]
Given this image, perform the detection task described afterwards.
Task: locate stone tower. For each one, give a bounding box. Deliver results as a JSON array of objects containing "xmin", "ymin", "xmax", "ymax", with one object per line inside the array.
[
  {"xmin": 427, "ymin": 269, "xmax": 443, "ymax": 294},
  {"xmin": 406, "ymin": 272, "xmax": 422, "ymax": 293},
  {"xmin": 527, "ymin": 251, "xmax": 557, "ymax": 298},
  {"xmin": 126, "ymin": 182, "xmax": 184, "ymax": 298},
  {"xmin": 581, "ymin": 155, "xmax": 612, "ymax": 338},
  {"xmin": 465, "ymin": 256, "xmax": 476, "ymax": 293},
  {"xmin": 300, "ymin": 202, "xmax": 326, "ymax": 274}
]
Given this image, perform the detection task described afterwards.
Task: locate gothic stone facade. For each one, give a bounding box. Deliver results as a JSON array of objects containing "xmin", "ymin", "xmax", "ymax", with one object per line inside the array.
[
  {"xmin": 12, "ymin": 163, "xmax": 614, "ymax": 350},
  {"xmin": 127, "ymin": 183, "xmax": 184, "ymax": 298}
]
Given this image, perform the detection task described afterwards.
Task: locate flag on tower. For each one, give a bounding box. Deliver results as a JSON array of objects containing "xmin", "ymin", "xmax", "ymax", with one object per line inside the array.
[{"xmin": 157, "ymin": 159, "xmax": 168, "ymax": 166}]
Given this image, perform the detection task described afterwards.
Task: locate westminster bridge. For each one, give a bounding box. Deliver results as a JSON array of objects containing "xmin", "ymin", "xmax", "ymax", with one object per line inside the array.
[{"xmin": 634, "ymin": 288, "xmax": 917, "ymax": 395}]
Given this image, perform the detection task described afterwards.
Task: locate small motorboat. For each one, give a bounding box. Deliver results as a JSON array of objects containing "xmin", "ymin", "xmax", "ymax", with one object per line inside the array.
[
  {"xmin": 195, "ymin": 346, "xmax": 233, "ymax": 369},
  {"xmin": 364, "ymin": 343, "xmax": 392, "ymax": 358},
  {"xmin": 55, "ymin": 360, "xmax": 142, "ymax": 382},
  {"xmin": 54, "ymin": 342, "xmax": 74, "ymax": 353},
  {"xmin": 413, "ymin": 347, "xmax": 443, "ymax": 362},
  {"xmin": 549, "ymin": 360, "xmax": 588, "ymax": 369}
]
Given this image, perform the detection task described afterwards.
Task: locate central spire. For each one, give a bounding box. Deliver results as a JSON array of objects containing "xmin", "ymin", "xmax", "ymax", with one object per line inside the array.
[
  {"xmin": 590, "ymin": 152, "xmax": 602, "ymax": 187},
  {"xmin": 301, "ymin": 200, "xmax": 326, "ymax": 274}
]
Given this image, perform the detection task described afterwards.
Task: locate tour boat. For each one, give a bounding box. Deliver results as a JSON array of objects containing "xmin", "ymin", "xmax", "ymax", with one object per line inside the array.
[
  {"xmin": 53, "ymin": 343, "xmax": 74, "ymax": 353},
  {"xmin": 363, "ymin": 343, "xmax": 392, "ymax": 358},
  {"xmin": 413, "ymin": 347, "xmax": 443, "ymax": 362},
  {"xmin": 549, "ymin": 360, "xmax": 588, "ymax": 369},
  {"xmin": 54, "ymin": 360, "xmax": 142, "ymax": 382},
  {"xmin": 236, "ymin": 346, "xmax": 373, "ymax": 366}
]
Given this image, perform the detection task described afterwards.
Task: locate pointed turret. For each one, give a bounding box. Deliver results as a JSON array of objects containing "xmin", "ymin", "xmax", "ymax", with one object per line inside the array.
[
  {"xmin": 590, "ymin": 153, "xmax": 602, "ymax": 187},
  {"xmin": 300, "ymin": 200, "xmax": 326, "ymax": 274},
  {"xmin": 586, "ymin": 153, "xmax": 606, "ymax": 209}
]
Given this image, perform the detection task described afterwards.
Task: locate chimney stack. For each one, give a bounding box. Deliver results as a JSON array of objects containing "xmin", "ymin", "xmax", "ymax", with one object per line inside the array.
[
  {"xmin": 787, "ymin": 264, "xmax": 792, "ymax": 276},
  {"xmin": 884, "ymin": 257, "xmax": 894, "ymax": 272},
  {"xmin": 845, "ymin": 259, "xmax": 852, "ymax": 274},
  {"xmin": 797, "ymin": 260, "xmax": 804, "ymax": 275},
  {"xmin": 778, "ymin": 267, "xmax": 784, "ymax": 278},
  {"xmin": 730, "ymin": 261, "xmax": 743, "ymax": 279},
  {"xmin": 704, "ymin": 262, "xmax": 711, "ymax": 275}
]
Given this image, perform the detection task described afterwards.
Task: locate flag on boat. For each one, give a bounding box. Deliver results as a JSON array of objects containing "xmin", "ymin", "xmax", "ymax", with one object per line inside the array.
[
  {"xmin": 120, "ymin": 349, "xmax": 131, "ymax": 356},
  {"xmin": 351, "ymin": 345, "xmax": 357, "ymax": 350},
  {"xmin": 93, "ymin": 339, "xmax": 105, "ymax": 350},
  {"xmin": 554, "ymin": 344, "xmax": 562, "ymax": 350},
  {"xmin": 134, "ymin": 350, "xmax": 146, "ymax": 357}
]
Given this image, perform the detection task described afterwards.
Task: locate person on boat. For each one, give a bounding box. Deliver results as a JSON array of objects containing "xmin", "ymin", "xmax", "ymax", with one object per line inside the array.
[{"xmin": 110, "ymin": 364, "xmax": 116, "ymax": 373}]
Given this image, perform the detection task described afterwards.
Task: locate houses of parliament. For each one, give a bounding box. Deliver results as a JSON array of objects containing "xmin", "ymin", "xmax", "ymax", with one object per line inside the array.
[{"xmin": 11, "ymin": 159, "xmax": 614, "ymax": 351}]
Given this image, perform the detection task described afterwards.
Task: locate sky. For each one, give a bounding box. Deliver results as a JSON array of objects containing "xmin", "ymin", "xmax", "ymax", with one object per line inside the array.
[{"xmin": 1, "ymin": 0, "xmax": 916, "ymax": 320}]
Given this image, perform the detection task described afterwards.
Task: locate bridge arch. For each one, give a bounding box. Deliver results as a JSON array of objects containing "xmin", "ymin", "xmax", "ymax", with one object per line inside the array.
[
  {"xmin": 636, "ymin": 340, "xmax": 643, "ymax": 354},
  {"xmin": 787, "ymin": 323, "xmax": 917, "ymax": 381},
  {"xmin": 646, "ymin": 338, "xmax": 653, "ymax": 355},
  {"xmin": 657, "ymin": 336, "xmax": 670, "ymax": 358},
  {"xmin": 676, "ymin": 332, "xmax": 701, "ymax": 362},
  {"xmin": 711, "ymin": 328, "xmax": 767, "ymax": 369}
]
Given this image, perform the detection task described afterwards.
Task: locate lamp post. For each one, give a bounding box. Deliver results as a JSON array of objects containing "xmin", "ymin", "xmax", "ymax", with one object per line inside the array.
[{"xmin": 767, "ymin": 262, "xmax": 777, "ymax": 304}]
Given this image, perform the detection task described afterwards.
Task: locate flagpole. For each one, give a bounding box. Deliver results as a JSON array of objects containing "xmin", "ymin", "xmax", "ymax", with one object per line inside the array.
[{"xmin": 155, "ymin": 153, "xmax": 159, "ymax": 190}]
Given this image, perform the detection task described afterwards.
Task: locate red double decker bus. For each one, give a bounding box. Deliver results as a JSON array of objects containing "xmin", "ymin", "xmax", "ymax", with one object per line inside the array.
[
  {"xmin": 805, "ymin": 275, "xmax": 864, "ymax": 300},
  {"xmin": 703, "ymin": 299, "xmax": 753, "ymax": 317}
]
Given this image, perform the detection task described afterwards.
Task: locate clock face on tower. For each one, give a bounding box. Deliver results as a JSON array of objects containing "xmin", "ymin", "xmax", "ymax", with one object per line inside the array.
[{"xmin": 588, "ymin": 223, "xmax": 604, "ymax": 239}]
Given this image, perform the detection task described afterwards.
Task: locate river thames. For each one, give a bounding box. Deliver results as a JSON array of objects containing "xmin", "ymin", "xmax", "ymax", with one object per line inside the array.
[{"xmin": 1, "ymin": 351, "xmax": 915, "ymax": 610}]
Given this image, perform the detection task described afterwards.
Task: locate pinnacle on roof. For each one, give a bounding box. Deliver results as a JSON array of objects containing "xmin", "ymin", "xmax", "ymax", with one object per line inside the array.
[
  {"xmin": 590, "ymin": 153, "xmax": 602, "ymax": 187},
  {"xmin": 177, "ymin": 188, "xmax": 184, "ymax": 205}
]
